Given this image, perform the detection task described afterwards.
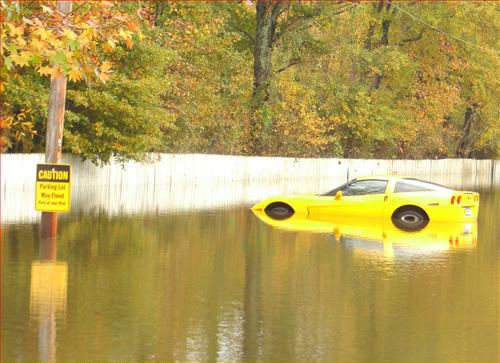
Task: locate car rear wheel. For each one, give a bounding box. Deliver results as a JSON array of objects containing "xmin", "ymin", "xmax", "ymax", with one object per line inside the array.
[
  {"xmin": 392, "ymin": 207, "xmax": 429, "ymax": 231},
  {"xmin": 264, "ymin": 202, "xmax": 295, "ymax": 220}
]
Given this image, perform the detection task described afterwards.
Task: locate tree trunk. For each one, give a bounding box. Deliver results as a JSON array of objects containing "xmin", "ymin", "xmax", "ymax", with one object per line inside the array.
[
  {"xmin": 153, "ymin": 2, "xmax": 166, "ymax": 27},
  {"xmin": 456, "ymin": 105, "xmax": 477, "ymax": 158},
  {"xmin": 372, "ymin": 19, "xmax": 390, "ymax": 90},
  {"xmin": 367, "ymin": 1, "xmax": 392, "ymax": 91},
  {"xmin": 249, "ymin": 0, "xmax": 284, "ymax": 155},
  {"xmin": 380, "ymin": 19, "xmax": 390, "ymax": 46},
  {"xmin": 364, "ymin": 22, "xmax": 376, "ymax": 50}
]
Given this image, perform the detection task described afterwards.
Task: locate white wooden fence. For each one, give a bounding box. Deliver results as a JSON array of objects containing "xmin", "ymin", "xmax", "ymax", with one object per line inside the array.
[{"xmin": 2, "ymin": 153, "xmax": 499, "ymax": 224}]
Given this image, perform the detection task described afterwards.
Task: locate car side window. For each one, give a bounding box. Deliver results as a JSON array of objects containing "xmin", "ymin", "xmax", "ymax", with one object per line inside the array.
[
  {"xmin": 340, "ymin": 180, "xmax": 388, "ymax": 196},
  {"xmin": 394, "ymin": 181, "xmax": 434, "ymax": 193}
]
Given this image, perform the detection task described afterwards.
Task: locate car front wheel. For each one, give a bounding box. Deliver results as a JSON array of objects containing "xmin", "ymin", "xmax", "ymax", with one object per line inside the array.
[{"xmin": 264, "ymin": 202, "xmax": 295, "ymax": 220}]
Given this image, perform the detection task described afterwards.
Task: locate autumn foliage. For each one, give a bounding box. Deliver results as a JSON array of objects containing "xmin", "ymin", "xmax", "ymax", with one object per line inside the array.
[{"xmin": 1, "ymin": 1, "xmax": 498, "ymax": 161}]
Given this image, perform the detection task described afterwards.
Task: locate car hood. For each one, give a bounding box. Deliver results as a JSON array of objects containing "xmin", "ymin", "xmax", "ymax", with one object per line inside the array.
[{"xmin": 251, "ymin": 194, "xmax": 318, "ymax": 211}]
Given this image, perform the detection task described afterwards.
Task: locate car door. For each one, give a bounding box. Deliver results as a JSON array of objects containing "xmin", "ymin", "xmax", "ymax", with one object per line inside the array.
[{"xmin": 308, "ymin": 179, "xmax": 389, "ymax": 218}]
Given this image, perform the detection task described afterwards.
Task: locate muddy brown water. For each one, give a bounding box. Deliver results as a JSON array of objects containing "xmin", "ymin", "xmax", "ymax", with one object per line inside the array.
[{"xmin": 1, "ymin": 187, "xmax": 498, "ymax": 362}]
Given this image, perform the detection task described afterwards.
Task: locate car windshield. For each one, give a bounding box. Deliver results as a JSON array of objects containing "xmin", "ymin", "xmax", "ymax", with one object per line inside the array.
[{"xmin": 321, "ymin": 180, "xmax": 354, "ymax": 196}]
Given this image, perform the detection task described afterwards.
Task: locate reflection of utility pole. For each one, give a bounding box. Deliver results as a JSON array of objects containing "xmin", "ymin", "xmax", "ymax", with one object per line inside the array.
[
  {"xmin": 242, "ymin": 236, "xmax": 263, "ymax": 361},
  {"xmin": 31, "ymin": 238, "xmax": 68, "ymax": 363},
  {"xmin": 41, "ymin": 0, "xmax": 73, "ymax": 239}
]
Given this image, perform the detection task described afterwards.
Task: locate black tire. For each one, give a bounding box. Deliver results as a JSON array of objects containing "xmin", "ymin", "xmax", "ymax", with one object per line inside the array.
[
  {"xmin": 392, "ymin": 207, "xmax": 429, "ymax": 231},
  {"xmin": 264, "ymin": 202, "xmax": 295, "ymax": 220}
]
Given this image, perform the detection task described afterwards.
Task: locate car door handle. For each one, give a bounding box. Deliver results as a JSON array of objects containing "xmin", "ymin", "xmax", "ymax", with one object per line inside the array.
[{"xmin": 384, "ymin": 196, "xmax": 388, "ymax": 202}]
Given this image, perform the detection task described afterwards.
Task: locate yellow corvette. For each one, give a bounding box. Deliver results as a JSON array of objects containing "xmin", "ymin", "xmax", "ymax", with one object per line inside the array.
[{"xmin": 252, "ymin": 175, "xmax": 479, "ymax": 230}]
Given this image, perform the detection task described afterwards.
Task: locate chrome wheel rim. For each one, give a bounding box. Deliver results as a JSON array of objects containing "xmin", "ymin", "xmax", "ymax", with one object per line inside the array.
[{"xmin": 400, "ymin": 213, "xmax": 422, "ymax": 225}]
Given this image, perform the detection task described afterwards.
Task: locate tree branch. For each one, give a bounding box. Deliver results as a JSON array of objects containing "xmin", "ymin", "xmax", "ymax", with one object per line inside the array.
[
  {"xmin": 398, "ymin": 29, "xmax": 425, "ymax": 45},
  {"xmin": 226, "ymin": 6, "xmax": 255, "ymax": 44},
  {"xmin": 62, "ymin": 1, "xmax": 88, "ymax": 21},
  {"xmin": 273, "ymin": 3, "xmax": 357, "ymax": 44},
  {"xmin": 237, "ymin": 26, "xmax": 256, "ymax": 44},
  {"xmin": 273, "ymin": 58, "xmax": 301, "ymax": 75}
]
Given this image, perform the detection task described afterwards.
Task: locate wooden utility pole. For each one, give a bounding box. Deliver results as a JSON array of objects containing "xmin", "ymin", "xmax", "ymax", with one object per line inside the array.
[{"xmin": 41, "ymin": 0, "xmax": 72, "ymax": 239}]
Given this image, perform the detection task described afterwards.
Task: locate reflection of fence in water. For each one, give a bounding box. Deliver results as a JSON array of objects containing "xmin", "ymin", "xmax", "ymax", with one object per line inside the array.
[
  {"xmin": 2, "ymin": 154, "xmax": 499, "ymax": 223},
  {"xmin": 4, "ymin": 179, "xmax": 333, "ymax": 224}
]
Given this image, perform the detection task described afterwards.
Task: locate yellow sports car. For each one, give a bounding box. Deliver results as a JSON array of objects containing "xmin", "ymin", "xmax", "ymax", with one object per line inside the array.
[{"xmin": 252, "ymin": 175, "xmax": 479, "ymax": 230}]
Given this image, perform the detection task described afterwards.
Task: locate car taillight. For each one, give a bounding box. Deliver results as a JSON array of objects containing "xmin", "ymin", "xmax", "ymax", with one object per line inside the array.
[
  {"xmin": 457, "ymin": 195, "xmax": 462, "ymax": 205},
  {"xmin": 451, "ymin": 196, "xmax": 456, "ymax": 205}
]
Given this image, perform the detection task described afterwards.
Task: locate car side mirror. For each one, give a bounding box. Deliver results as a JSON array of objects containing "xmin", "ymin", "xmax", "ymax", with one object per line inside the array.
[{"xmin": 335, "ymin": 191, "xmax": 342, "ymax": 200}]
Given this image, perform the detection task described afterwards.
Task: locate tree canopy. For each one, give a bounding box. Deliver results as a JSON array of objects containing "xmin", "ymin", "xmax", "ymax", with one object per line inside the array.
[{"xmin": 2, "ymin": 1, "xmax": 499, "ymax": 162}]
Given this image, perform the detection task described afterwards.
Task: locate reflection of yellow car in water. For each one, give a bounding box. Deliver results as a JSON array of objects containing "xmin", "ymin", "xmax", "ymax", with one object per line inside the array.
[
  {"xmin": 252, "ymin": 211, "xmax": 477, "ymax": 252},
  {"xmin": 252, "ymin": 175, "xmax": 479, "ymax": 230}
]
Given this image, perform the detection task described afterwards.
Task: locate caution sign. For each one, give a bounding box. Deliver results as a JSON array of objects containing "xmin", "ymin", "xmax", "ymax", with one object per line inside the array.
[{"xmin": 35, "ymin": 163, "xmax": 71, "ymax": 212}]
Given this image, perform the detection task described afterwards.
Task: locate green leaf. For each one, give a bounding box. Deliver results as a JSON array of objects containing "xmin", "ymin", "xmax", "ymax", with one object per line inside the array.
[
  {"xmin": 68, "ymin": 39, "xmax": 80, "ymax": 51},
  {"xmin": 50, "ymin": 50, "xmax": 67, "ymax": 67}
]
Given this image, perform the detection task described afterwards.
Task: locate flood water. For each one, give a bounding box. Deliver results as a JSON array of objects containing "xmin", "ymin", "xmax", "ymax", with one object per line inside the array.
[{"xmin": 1, "ymin": 186, "xmax": 499, "ymax": 362}]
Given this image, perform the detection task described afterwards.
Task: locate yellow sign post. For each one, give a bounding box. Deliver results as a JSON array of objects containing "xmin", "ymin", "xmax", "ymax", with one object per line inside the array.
[{"xmin": 35, "ymin": 163, "xmax": 71, "ymax": 212}]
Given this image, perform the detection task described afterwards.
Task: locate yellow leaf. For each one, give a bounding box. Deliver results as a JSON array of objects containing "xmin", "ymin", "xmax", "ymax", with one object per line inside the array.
[
  {"xmin": 62, "ymin": 28, "xmax": 77, "ymax": 40},
  {"xmin": 118, "ymin": 28, "xmax": 132, "ymax": 40},
  {"xmin": 103, "ymin": 38, "xmax": 116, "ymax": 53},
  {"xmin": 137, "ymin": 29, "xmax": 145, "ymax": 41},
  {"xmin": 48, "ymin": 37, "xmax": 64, "ymax": 49},
  {"xmin": 100, "ymin": 61, "xmax": 113, "ymax": 73},
  {"xmin": 66, "ymin": 51, "xmax": 75, "ymax": 62},
  {"xmin": 68, "ymin": 68, "xmax": 83, "ymax": 82},
  {"xmin": 6, "ymin": 23, "xmax": 24, "ymax": 38},
  {"xmin": 13, "ymin": 36, "xmax": 27, "ymax": 47},
  {"xmin": 30, "ymin": 38, "xmax": 45, "ymax": 51},
  {"xmin": 34, "ymin": 27, "xmax": 52, "ymax": 41},
  {"xmin": 12, "ymin": 51, "xmax": 31, "ymax": 67},
  {"xmin": 38, "ymin": 66, "xmax": 57, "ymax": 78},
  {"xmin": 107, "ymin": 38, "xmax": 116, "ymax": 49},
  {"xmin": 102, "ymin": 43, "xmax": 113, "ymax": 53},
  {"xmin": 79, "ymin": 28, "xmax": 95, "ymax": 45},
  {"xmin": 98, "ymin": 71, "xmax": 110, "ymax": 83}
]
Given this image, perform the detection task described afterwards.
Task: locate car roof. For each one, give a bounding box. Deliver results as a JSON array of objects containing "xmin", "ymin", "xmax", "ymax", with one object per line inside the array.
[
  {"xmin": 354, "ymin": 175, "xmax": 454, "ymax": 190},
  {"xmin": 355, "ymin": 174, "xmax": 401, "ymax": 181}
]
